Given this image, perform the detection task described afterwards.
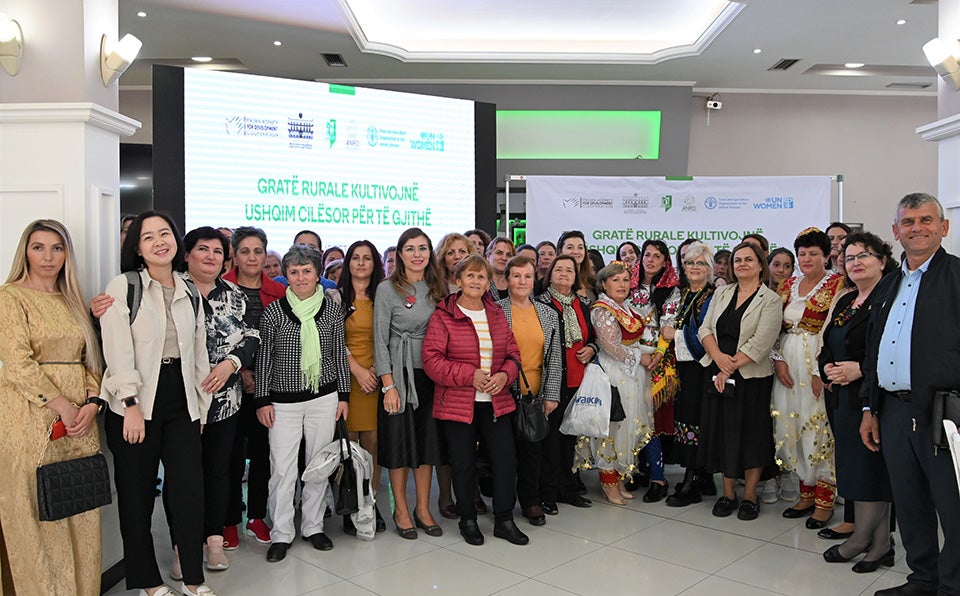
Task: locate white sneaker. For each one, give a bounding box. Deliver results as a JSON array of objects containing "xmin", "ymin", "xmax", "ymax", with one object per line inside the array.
[
  {"xmin": 170, "ymin": 546, "xmax": 182, "ymax": 581},
  {"xmin": 779, "ymin": 474, "xmax": 799, "ymax": 502},
  {"xmin": 205, "ymin": 536, "xmax": 229, "ymax": 571},
  {"xmin": 760, "ymin": 479, "xmax": 779, "ymax": 504},
  {"xmin": 182, "ymin": 583, "xmax": 217, "ymax": 595}
]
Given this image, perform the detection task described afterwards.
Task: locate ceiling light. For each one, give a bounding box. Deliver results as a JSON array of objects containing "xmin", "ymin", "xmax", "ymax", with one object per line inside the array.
[
  {"xmin": 100, "ymin": 33, "xmax": 142, "ymax": 86},
  {"xmin": 896, "ymin": 19, "xmax": 906, "ymax": 26},
  {"xmin": 844, "ymin": 62, "xmax": 865, "ymax": 69},
  {"xmin": 0, "ymin": 14, "xmax": 24, "ymax": 76},
  {"xmin": 923, "ymin": 37, "xmax": 960, "ymax": 90},
  {"xmin": 753, "ymin": 48, "xmax": 762, "ymax": 54},
  {"xmin": 191, "ymin": 56, "xmax": 213, "ymax": 62},
  {"xmin": 137, "ymin": 11, "xmax": 147, "ymax": 18},
  {"xmin": 136, "ymin": 176, "xmax": 151, "ymax": 180},
  {"xmin": 273, "ymin": 40, "xmax": 282, "ymax": 46}
]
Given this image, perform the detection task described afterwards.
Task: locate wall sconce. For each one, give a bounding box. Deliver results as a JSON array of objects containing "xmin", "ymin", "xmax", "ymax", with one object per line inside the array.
[
  {"xmin": 923, "ymin": 37, "xmax": 960, "ymax": 91},
  {"xmin": 0, "ymin": 14, "xmax": 23, "ymax": 76},
  {"xmin": 100, "ymin": 33, "xmax": 142, "ymax": 86}
]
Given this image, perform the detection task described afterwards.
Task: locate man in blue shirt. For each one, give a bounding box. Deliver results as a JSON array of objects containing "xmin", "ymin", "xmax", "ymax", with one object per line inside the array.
[{"xmin": 861, "ymin": 193, "xmax": 960, "ymax": 596}]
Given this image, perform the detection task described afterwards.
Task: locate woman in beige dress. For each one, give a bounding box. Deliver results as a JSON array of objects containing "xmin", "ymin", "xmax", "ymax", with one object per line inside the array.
[{"xmin": 0, "ymin": 219, "xmax": 104, "ymax": 595}]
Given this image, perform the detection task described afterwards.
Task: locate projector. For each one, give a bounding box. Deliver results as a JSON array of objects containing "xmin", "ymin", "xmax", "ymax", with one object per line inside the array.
[{"xmin": 706, "ymin": 99, "xmax": 722, "ymax": 110}]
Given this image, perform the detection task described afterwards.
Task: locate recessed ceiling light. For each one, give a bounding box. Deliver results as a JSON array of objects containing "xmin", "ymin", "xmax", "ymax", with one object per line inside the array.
[
  {"xmin": 273, "ymin": 40, "xmax": 282, "ymax": 46},
  {"xmin": 137, "ymin": 11, "xmax": 147, "ymax": 18},
  {"xmin": 844, "ymin": 62, "xmax": 865, "ymax": 69},
  {"xmin": 896, "ymin": 19, "xmax": 907, "ymax": 25},
  {"xmin": 136, "ymin": 176, "xmax": 151, "ymax": 180},
  {"xmin": 191, "ymin": 56, "xmax": 213, "ymax": 63},
  {"xmin": 753, "ymin": 48, "xmax": 762, "ymax": 54}
]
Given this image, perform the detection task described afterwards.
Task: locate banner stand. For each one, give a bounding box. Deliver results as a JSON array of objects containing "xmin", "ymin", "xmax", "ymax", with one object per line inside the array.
[{"xmin": 504, "ymin": 174, "xmax": 845, "ymax": 240}]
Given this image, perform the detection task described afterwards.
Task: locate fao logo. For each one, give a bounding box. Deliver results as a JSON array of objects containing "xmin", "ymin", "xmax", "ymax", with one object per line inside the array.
[
  {"xmin": 704, "ymin": 196, "xmax": 718, "ymax": 210},
  {"xmin": 366, "ymin": 126, "xmax": 379, "ymax": 146}
]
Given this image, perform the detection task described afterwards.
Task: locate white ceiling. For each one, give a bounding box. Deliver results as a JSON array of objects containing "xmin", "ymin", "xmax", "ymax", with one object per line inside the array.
[{"xmin": 119, "ymin": 0, "xmax": 940, "ymax": 93}]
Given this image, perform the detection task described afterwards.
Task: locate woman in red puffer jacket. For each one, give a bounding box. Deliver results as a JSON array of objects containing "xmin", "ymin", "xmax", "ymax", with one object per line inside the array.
[{"xmin": 422, "ymin": 255, "xmax": 527, "ymax": 547}]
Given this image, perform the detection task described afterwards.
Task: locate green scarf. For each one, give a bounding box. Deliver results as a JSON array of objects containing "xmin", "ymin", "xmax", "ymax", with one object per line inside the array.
[
  {"xmin": 286, "ymin": 287, "xmax": 323, "ymax": 393},
  {"xmin": 548, "ymin": 286, "xmax": 583, "ymax": 348}
]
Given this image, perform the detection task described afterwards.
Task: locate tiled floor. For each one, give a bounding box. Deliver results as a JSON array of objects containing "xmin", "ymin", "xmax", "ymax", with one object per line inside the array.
[{"xmin": 104, "ymin": 466, "xmax": 911, "ymax": 596}]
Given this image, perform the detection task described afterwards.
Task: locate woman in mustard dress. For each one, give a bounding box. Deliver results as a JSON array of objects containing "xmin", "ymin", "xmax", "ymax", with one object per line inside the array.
[
  {"xmin": 335, "ymin": 240, "xmax": 386, "ymax": 532},
  {"xmin": 0, "ymin": 219, "xmax": 104, "ymax": 595}
]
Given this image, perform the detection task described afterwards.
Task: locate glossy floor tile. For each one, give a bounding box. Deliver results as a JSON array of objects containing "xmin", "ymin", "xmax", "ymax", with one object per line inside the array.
[{"xmin": 103, "ymin": 468, "xmax": 913, "ymax": 596}]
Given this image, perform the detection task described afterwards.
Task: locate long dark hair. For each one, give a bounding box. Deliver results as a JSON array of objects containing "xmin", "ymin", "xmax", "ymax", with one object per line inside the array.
[
  {"xmin": 389, "ymin": 227, "xmax": 447, "ymax": 301},
  {"xmin": 557, "ymin": 230, "xmax": 596, "ymax": 293},
  {"xmin": 639, "ymin": 239, "xmax": 675, "ymax": 315},
  {"xmin": 120, "ymin": 210, "xmax": 185, "ymax": 273},
  {"xmin": 338, "ymin": 240, "xmax": 384, "ymax": 307}
]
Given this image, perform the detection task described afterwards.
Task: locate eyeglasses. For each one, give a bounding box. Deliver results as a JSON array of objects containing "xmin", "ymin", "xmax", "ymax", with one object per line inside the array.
[
  {"xmin": 843, "ymin": 252, "xmax": 879, "ymax": 264},
  {"xmin": 683, "ymin": 260, "xmax": 710, "ymax": 268}
]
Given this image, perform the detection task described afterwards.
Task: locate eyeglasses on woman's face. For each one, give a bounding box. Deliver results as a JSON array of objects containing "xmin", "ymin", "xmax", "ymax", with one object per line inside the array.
[
  {"xmin": 683, "ymin": 260, "xmax": 709, "ymax": 269},
  {"xmin": 842, "ymin": 252, "xmax": 878, "ymax": 265}
]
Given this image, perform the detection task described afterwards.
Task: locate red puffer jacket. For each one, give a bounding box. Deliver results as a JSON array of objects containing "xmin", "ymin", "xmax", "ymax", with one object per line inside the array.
[{"xmin": 422, "ymin": 293, "xmax": 520, "ymax": 424}]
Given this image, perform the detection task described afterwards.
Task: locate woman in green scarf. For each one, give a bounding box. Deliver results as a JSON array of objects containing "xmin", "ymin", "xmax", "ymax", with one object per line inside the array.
[{"xmin": 254, "ymin": 245, "xmax": 351, "ymax": 563}]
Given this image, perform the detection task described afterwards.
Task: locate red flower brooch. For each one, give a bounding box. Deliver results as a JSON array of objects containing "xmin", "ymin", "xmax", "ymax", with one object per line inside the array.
[{"xmin": 405, "ymin": 295, "xmax": 416, "ymax": 309}]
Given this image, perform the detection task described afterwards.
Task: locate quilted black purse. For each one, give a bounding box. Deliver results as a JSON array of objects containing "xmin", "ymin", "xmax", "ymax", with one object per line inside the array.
[
  {"xmin": 329, "ymin": 418, "xmax": 359, "ymax": 516},
  {"xmin": 36, "ymin": 426, "xmax": 111, "ymax": 522}
]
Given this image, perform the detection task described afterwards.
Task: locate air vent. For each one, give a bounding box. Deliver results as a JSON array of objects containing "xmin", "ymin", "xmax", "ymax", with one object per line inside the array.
[
  {"xmin": 321, "ymin": 53, "xmax": 347, "ymax": 67},
  {"xmin": 768, "ymin": 58, "xmax": 801, "ymax": 71},
  {"xmin": 886, "ymin": 82, "xmax": 933, "ymax": 89}
]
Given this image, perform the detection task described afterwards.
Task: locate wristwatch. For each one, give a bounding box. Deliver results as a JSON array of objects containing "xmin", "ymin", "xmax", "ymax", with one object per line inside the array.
[
  {"xmin": 121, "ymin": 396, "xmax": 140, "ymax": 409},
  {"xmin": 381, "ymin": 384, "xmax": 396, "ymax": 394},
  {"xmin": 85, "ymin": 396, "xmax": 106, "ymax": 413}
]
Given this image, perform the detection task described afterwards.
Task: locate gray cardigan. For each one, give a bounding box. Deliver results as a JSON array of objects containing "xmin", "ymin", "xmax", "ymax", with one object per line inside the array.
[
  {"xmin": 697, "ymin": 282, "xmax": 782, "ymax": 379},
  {"xmin": 496, "ymin": 297, "xmax": 563, "ymax": 403}
]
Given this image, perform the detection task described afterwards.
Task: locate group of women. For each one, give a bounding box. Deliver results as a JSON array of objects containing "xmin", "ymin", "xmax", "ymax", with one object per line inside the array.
[{"xmin": 0, "ymin": 215, "xmax": 901, "ymax": 596}]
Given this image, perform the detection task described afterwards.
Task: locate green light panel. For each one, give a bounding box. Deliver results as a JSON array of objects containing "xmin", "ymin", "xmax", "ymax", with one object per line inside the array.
[{"xmin": 496, "ymin": 110, "xmax": 661, "ymax": 160}]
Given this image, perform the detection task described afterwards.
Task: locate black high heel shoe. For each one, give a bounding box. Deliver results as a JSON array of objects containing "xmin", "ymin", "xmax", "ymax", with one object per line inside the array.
[
  {"xmin": 393, "ymin": 513, "xmax": 418, "ymax": 540},
  {"xmin": 413, "ymin": 512, "xmax": 443, "ymax": 537},
  {"xmin": 823, "ymin": 544, "xmax": 856, "ymax": 563},
  {"xmin": 852, "ymin": 547, "xmax": 895, "ymax": 573}
]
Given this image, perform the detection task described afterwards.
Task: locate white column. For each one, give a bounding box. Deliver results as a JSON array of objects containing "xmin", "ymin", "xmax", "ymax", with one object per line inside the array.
[
  {"xmin": 917, "ymin": 0, "xmax": 960, "ymax": 253},
  {"xmin": 0, "ymin": 0, "xmax": 140, "ymax": 299}
]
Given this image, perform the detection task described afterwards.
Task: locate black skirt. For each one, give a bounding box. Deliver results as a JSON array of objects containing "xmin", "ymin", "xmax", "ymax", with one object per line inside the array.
[
  {"xmin": 673, "ymin": 361, "xmax": 708, "ymax": 468},
  {"xmin": 832, "ymin": 390, "xmax": 892, "ymax": 501},
  {"xmin": 697, "ymin": 373, "xmax": 777, "ymax": 480},
  {"xmin": 378, "ymin": 368, "xmax": 447, "ymax": 469}
]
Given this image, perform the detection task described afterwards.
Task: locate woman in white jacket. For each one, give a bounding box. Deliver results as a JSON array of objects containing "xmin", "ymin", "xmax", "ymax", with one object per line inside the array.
[{"xmin": 100, "ymin": 211, "xmax": 214, "ymax": 596}]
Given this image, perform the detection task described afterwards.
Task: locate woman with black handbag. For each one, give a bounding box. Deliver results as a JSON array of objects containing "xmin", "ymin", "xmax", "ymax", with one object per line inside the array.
[
  {"xmin": 0, "ymin": 220, "xmax": 105, "ymax": 595},
  {"xmin": 496, "ymin": 255, "xmax": 562, "ymax": 526},
  {"xmin": 575, "ymin": 261, "xmax": 657, "ymax": 506}
]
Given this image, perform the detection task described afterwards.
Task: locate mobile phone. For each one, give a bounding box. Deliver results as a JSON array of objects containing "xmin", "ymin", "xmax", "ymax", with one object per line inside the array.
[{"xmin": 50, "ymin": 419, "xmax": 68, "ymax": 440}]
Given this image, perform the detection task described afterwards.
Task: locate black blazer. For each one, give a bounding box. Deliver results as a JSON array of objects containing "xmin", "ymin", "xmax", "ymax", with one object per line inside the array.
[
  {"xmin": 860, "ymin": 247, "xmax": 960, "ymax": 423},
  {"xmin": 819, "ymin": 289, "xmax": 872, "ymax": 412}
]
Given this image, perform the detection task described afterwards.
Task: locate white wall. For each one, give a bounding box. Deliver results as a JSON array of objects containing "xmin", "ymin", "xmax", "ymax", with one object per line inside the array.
[{"xmin": 688, "ymin": 93, "xmax": 938, "ymax": 246}]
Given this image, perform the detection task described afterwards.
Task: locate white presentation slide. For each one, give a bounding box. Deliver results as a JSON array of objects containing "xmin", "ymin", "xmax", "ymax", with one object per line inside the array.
[{"xmin": 183, "ymin": 69, "xmax": 476, "ymax": 255}]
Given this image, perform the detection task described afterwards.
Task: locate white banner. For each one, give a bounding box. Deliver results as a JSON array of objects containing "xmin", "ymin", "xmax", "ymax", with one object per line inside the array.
[{"xmin": 526, "ymin": 175, "xmax": 832, "ymax": 258}]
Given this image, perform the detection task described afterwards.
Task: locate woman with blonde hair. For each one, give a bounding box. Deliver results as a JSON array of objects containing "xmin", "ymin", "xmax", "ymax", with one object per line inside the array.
[
  {"xmin": 0, "ymin": 219, "xmax": 104, "ymax": 595},
  {"xmin": 437, "ymin": 232, "xmax": 478, "ymax": 294}
]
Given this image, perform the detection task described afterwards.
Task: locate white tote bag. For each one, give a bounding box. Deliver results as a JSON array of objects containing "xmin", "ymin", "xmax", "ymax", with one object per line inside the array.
[{"xmin": 560, "ymin": 362, "xmax": 612, "ymax": 438}]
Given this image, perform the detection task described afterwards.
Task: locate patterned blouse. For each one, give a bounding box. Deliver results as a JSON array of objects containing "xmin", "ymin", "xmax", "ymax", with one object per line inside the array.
[{"xmin": 180, "ymin": 273, "xmax": 260, "ymax": 423}]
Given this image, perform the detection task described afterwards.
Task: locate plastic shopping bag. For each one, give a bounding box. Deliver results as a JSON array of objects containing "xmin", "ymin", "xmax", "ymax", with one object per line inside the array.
[{"xmin": 560, "ymin": 363, "xmax": 612, "ymax": 438}]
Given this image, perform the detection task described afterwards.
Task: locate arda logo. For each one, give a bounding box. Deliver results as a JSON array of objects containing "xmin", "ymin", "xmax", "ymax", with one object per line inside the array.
[
  {"xmin": 661, "ymin": 195, "xmax": 673, "ymax": 212},
  {"xmin": 326, "ymin": 119, "xmax": 337, "ymax": 147}
]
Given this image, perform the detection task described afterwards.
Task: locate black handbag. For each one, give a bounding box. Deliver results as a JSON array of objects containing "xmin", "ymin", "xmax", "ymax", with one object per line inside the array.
[
  {"xmin": 36, "ymin": 425, "xmax": 111, "ymax": 522},
  {"xmin": 506, "ymin": 356, "xmax": 549, "ymax": 443},
  {"xmin": 609, "ymin": 385, "xmax": 626, "ymax": 422},
  {"xmin": 329, "ymin": 418, "xmax": 359, "ymax": 516},
  {"xmin": 932, "ymin": 389, "xmax": 960, "ymax": 449}
]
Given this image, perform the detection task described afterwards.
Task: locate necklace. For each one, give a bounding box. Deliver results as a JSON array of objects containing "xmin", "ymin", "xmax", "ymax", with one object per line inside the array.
[{"xmin": 675, "ymin": 287, "xmax": 707, "ymax": 329}]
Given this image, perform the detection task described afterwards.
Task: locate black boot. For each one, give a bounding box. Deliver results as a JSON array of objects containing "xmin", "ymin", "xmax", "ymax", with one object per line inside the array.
[
  {"xmin": 666, "ymin": 469, "xmax": 702, "ymax": 507},
  {"xmin": 695, "ymin": 470, "xmax": 718, "ymax": 496}
]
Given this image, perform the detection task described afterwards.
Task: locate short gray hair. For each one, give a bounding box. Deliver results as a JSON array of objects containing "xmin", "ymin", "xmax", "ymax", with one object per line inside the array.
[
  {"xmin": 282, "ymin": 244, "xmax": 323, "ymax": 277},
  {"xmin": 895, "ymin": 193, "xmax": 944, "ymax": 223},
  {"xmin": 595, "ymin": 261, "xmax": 631, "ymax": 290},
  {"xmin": 682, "ymin": 241, "xmax": 715, "ymax": 283}
]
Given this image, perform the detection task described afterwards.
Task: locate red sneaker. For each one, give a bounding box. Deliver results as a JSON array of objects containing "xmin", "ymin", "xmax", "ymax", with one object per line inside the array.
[
  {"xmin": 245, "ymin": 518, "xmax": 272, "ymax": 544},
  {"xmin": 222, "ymin": 524, "xmax": 239, "ymax": 551}
]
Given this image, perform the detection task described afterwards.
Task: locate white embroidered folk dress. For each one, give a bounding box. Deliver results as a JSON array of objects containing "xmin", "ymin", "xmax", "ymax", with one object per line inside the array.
[
  {"xmin": 771, "ymin": 275, "xmax": 836, "ymax": 486},
  {"xmin": 574, "ymin": 294, "xmax": 655, "ymax": 477}
]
